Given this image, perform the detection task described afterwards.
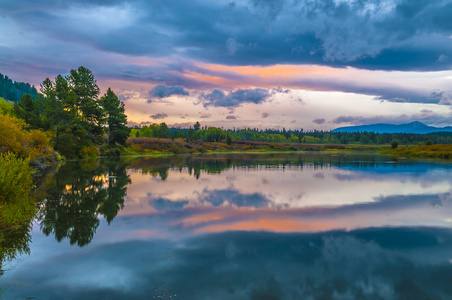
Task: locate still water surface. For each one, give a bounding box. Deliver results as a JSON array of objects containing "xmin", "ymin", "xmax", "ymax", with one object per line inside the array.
[{"xmin": 3, "ymin": 153, "xmax": 452, "ymax": 299}]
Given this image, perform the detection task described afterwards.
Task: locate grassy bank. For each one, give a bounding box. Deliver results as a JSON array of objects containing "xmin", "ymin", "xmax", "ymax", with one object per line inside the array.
[
  {"xmin": 123, "ymin": 137, "xmax": 390, "ymax": 156},
  {"xmin": 381, "ymin": 144, "xmax": 452, "ymax": 159}
]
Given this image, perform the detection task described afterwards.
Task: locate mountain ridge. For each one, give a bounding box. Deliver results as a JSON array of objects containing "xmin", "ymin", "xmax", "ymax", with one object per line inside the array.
[{"xmin": 332, "ymin": 121, "xmax": 452, "ymax": 134}]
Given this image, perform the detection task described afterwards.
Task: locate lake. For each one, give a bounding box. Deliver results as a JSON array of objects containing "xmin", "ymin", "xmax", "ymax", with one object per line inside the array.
[{"xmin": 2, "ymin": 153, "xmax": 452, "ymax": 299}]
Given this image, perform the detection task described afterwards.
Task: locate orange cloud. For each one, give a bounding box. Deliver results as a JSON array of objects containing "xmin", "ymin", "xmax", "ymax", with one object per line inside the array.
[
  {"xmin": 197, "ymin": 62, "xmax": 339, "ymax": 77},
  {"xmin": 196, "ymin": 218, "xmax": 337, "ymax": 233}
]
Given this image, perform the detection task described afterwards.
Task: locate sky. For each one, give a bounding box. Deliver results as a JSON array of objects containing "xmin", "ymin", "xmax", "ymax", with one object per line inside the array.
[{"xmin": 1, "ymin": 0, "xmax": 452, "ymax": 130}]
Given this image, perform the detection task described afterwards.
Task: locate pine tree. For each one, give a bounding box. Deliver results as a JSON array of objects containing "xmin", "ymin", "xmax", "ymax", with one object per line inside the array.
[{"xmin": 100, "ymin": 88, "xmax": 130, "ymax": 146}]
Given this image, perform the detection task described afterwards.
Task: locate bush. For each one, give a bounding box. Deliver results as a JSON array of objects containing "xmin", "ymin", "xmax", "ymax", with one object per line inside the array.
[
  {"xmin": 99, "ymin": 145, "xmax": 122, "ymax": 156},
  {"xmin": 391, "ymin": 140, "xmax": 399, "ymax": 149},
  {"xmin": 0, "ymin": 114, "xmax": 56, "ymax": 163},
  {"xmin": 80, "ymin": 145, "xmax": 99, "ymax": 158},
  {"xmin": 0, "ymin": 153, "xmax": 35, "ymax": 229}
]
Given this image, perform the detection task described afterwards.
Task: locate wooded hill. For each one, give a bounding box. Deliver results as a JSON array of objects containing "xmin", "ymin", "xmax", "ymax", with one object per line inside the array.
[{"xmin": 0, "ymin": 73, "xmax": 38, "ymax": 102}]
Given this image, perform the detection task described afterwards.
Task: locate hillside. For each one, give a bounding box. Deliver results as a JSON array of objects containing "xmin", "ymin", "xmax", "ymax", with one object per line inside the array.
[{"xmin": 0, "ymin": 72, "xmax": 38, "ymax": 102}]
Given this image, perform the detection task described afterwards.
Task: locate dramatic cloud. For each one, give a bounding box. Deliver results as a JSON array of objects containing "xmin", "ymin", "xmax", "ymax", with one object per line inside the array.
[
  {"xmin": 1, "ymin": 0, "xmax": 452, "ymax": 130},
  {"xmin": 149, "ymin": 113, "xmax": 168, "ymax": 119},
  {"xmin": 2, "ymin": 0, "xmax": 452, "ymax": 73},
  {"xmin": 149, "ymin": 85, "xmax": 189, "ymax": 99},
  {"xmin": 201, "ymin": 88, "xmax": 271, "ymax": 107}
]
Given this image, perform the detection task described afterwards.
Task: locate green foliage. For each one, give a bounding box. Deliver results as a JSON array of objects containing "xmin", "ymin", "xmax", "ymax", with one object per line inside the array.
[
  {"xmin": 99, "ymin": 145, "xmax": 122, "ymax": 156},
  {"xmin": 13, "ymin": 93, "xmax": 42, "ymax": 129},
  {"xmin": 0, "ymin": 113, "xmax": 55, "ymax": 163},
  {"xmin": 0, "ymin": 153, "xmax": 35, "ymax": 230},
  {"xmin": 391, "ymin": 140, "xmax": 399, "ymax": 149},
  {"xmin": 101, "ymin": 88, "xmax": 130, "ymax": 146},
  {"xmin": 0, "ymin": 98, "xmax": 13, "ymax": 116},
  {"xmin": 80, "ymin": 145, "xmax": 99, "ymax": 157},
  {"xmin": 197, "ymin": 127, "xmax": 227, "ymax": 142},
  {"xmin": 5, "ymin": 66, "xmax": 130, "ymax": 158},
  {"xmin": 226, "ymin": 134, "xmax": 232, "ymax": 145}
]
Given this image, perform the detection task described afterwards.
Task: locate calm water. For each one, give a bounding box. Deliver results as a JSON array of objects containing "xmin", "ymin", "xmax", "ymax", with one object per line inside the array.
[{"xmin": 2, "ymin": 153, "xmax": 452, "ymax": 299}]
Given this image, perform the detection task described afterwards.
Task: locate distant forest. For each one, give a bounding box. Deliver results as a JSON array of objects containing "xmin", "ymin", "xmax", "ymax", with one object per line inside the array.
[
  {"xmin": 131, "ymin": 122, "xmax": 452, "ymax": 146},
  {"xmin": 0, "ymin": 73, "xmax": 38, "ymax": 102}
]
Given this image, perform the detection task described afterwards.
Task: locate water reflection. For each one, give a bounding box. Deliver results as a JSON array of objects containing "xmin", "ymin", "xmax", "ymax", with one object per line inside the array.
[
  {"xmin": 119, "ymin": 154, "xmax": 452, "ymax": 237},
  {"xmin": 17, "ymin": 153, "xmax": 452, "ymax": 243},
  {"xmin": 5, "ymin": 228, "xmax": 452, "ymax": 299},
  {"xmin": 0, "ymin": 222, "xmax": 32, "ymax": 277},
  {"xmin": 37, "ymin": 158, "xmax": 131, "ymax": 246},
  {"xmin": 3, "ymin": 153, "xmax": 452, "ymax": 299}
]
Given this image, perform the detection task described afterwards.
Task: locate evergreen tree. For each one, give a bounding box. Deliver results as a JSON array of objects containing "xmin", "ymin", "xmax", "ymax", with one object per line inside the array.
[
  {"xmin": 100, "ymin": 88, "xmax": 130, "ymax": 146},
  {"xmin": 40, "ymin": 77, "xmax": 74, "ymax": 151},
  {"xmin": 13, "ymin": 94, "xmax": 41, "ymax": 129},
  {"xmin": 68, "ymin": 66, "xmax": 104, "ymax": 140}
]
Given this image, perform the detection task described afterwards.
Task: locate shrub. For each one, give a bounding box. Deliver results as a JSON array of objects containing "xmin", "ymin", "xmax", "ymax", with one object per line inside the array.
[
  {"xmin": 0, "ymin": 153, "xmax": 35, "ymax": 229},
  {"xmin": 391, "ymin": 140, "xmax": 399, "ymax": 149},
  {"xmin": 80, "ymin": 145, "xmax": 99, "ymax": 158},
  {"xmin": 99, "ymin": 145, "xmax": 122, "ymax": 156}
]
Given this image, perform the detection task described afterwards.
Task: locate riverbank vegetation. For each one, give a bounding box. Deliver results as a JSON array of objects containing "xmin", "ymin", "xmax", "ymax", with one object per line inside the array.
[
  {"xmin": 131, "ymin": 122, "xmax": 452, "ymax": 148},
  {"xmin": 0, "ymin": 153, "xmax": 34, "ymax": 230},
  {"xmin": 125, "ymin": 136, "xmax": 389, "ymax": 155},
  {"xmin": 382, "ymin": 144, "xmax": 452, "ymax": 159}
]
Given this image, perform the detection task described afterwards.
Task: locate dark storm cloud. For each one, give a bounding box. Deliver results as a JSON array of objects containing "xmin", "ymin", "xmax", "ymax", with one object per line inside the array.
[
  {"xmin": 148, "ymin": 85, "xmax": 189, "ymax": 99},
  {"xmin": 201, "ymin": 88, "xmax": 271, "ymax": 107},
  {"xmin": 2, "ymin": 0, "xmax": 452, "ymax": 72}
]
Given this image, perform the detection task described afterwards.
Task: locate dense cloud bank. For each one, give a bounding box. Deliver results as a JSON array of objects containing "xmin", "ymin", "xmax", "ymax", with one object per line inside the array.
[{"xmin": 2, "ymin": 0, "xmax": 452, "ymax": 71}]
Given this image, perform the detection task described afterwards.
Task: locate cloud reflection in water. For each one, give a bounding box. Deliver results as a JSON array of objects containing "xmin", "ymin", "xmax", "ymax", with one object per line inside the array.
[{"xmin": 4, "ymin": 153, "xmax": 452, "ymax": 300}]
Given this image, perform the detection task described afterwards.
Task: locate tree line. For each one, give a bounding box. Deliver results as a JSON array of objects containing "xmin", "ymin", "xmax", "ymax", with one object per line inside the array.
[{"xmin": 131, "ymin": 123, "xmax": 452, "ymax": 146}]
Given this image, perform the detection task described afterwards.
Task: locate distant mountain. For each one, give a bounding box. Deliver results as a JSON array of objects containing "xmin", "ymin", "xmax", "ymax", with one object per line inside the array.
[
  {"xmin": 0, "ymin": 72, "xmax": 38, "ymax": 102},
  {"xmin": 332, "ymin": 121, "xmax": 452, "ymax": 134}
]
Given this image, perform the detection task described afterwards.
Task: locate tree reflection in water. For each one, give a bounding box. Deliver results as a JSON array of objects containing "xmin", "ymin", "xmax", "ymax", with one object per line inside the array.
[
  {"xmin": 37, "ymin": 158, "xmax": 131, "ymax": 247},
  {"xmin": 0, "ymin": 221, "xmax": 32, "ymax": 278}
]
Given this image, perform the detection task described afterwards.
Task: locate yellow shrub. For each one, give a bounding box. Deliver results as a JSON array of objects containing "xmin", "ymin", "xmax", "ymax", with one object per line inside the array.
[{"xmin": 0, "ymin": 114, "xmax": 54, "ymax": 163}]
